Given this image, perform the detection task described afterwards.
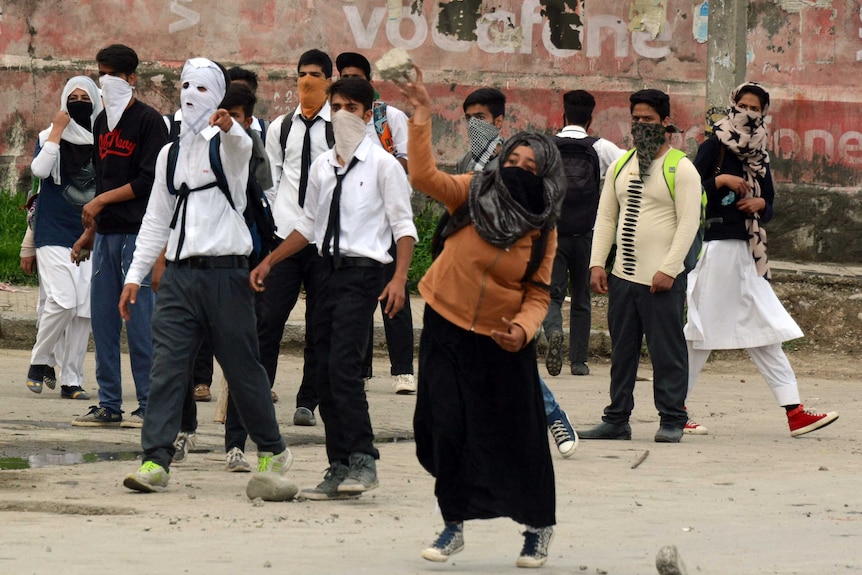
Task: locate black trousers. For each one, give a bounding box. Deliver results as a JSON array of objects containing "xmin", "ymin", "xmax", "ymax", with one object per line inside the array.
[
  {"xmin": 603, "ymin": 274, "xmax": 688, "ymax": 428},
  {"xmin": 541, "ymin": 232, "xmax": 592, "ymax": 364},
  {"xmin": 313, "ymin": 263, "xmax": 383, "ymax": 464},
  {"xmin": 143, "ymin": 263, "xmax": 284, "ymax": 470},
  {"xmin": 362, "ymin": 254, "xmax": 414, "ymax": 378},
  {"xmin": 414, "ymin": 306, "xmax": 555, "ymax": 528}
]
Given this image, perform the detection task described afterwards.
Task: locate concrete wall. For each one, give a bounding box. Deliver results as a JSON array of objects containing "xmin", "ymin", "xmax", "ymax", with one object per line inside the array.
[{"xmin": 1, "ymin": 0, "xmax": 860, "ymax": 261}]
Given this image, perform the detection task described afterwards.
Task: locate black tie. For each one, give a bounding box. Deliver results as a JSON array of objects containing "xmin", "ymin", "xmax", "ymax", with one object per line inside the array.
[
  {"xmin": 298, "ymin": 116, "xmax": 320, "ymax": 207},
  {"xmin": 322, "ymin": 157, "xmax": 360, "ymax": 268}
]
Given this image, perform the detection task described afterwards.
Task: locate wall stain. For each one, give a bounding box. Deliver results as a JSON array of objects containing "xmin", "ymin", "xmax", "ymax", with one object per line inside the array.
[
  {"xmin": 411, "ymin": 0, "xmax": 425, "ymax": 15},
  {"xmin": 436, "ymin": 0, "xmax": 483, "ymax": 41},
  {"xmin": 541, "ymin": 0, "xmax": 583, "ymax": 51}
]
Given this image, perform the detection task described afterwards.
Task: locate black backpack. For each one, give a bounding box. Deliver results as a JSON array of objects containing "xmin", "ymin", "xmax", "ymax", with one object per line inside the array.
[
  {"xmin": 553, "ymin": 136, "xmax": 601, "ymax": 237},
  {"xmin": 166, "ymin": 134, "xmax": 279, "ymax": 267},
  {"xmin": 430, "ymin": 202, "xmax": 551, "ymax": 288}
]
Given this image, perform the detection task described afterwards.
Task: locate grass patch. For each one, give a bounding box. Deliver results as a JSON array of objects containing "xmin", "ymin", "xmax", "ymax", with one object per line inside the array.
[
  {"xmin": 0, "ymin": 189, "xmax": 37, "ymax": 285},
  {"xmin": 408, "ymin": 198, "xmax": 444, "ymax": 290}
]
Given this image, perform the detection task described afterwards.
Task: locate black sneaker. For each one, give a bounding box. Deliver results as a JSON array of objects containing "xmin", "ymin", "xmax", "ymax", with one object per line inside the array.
[
  {"xmin": 578, "ymin": 421, "xmax": 632, "ymax": 440},
  {"xmin": 545, "ymin": 332, "xmax": 564, "ymax": 376},
  {"xmin": 421, "ymin": 522, "xmax": 465, "ymax": 562},
  {"xmin": 60, "ymin": 386, "xmax": 90, "ymax": 400},
  {"xmin": 26, "ymin": 364, "xmax": 47, "ymax": 394},
  {"xmin": 337, "ymin": 452, "xmax": 379, "ymax": 493},
  {"xmin": 546, "ymin": 407, "xmax": 578, "ymax": 458},
  {"xmin": 43, "ymin": 366, "xmax": 57, "ymax": 390},
  {"xmin": 121, "ymin": 407, "xmax": 145, "ymax": 428},
  {"xmin": 71, "ymin": 405, "xmax": 122, "ymax": 427},
  {"xmin": 298, "ymin": 463, "xmax": 359, "ymax": 500},
  {"xmin": 516, "ymin": 526, "xmax": 554, "ymax": 568}
]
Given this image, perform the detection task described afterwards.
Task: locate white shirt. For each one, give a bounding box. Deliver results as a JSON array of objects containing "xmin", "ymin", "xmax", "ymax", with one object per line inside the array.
[
  {"xmin": 294, "ymin": 136, "xmax": 417, "ymax": 264},
  {"xmin": 265, "ymin": 102, "xmax": 332, "ymax": 239},
  {"xmin": 126, "ymin": 120, "xmax": 253, "ymax": 285},
  {"xmin": 557, "ymin": 125, "xmax": 625, "ymax": 177},
  {"xmin": 366, "ymin": 102, "xmax": 408, "ymax": 159}
]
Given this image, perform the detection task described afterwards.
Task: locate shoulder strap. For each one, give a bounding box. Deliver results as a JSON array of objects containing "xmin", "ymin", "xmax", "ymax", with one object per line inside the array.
[
  {"xmin": 166, "ymin": 141, "xmax": 181, "ymax": 196},
  {"xmin": 662, "ymin": 148, "xmax": 688, "ymax": 200},
  {"xmin": 257, "ymin": 117, "xmax": 267, "ymax": 143},
  {"xmin": 279, "ymin": 114, "xmax": 292, "ymax": 162},
  {"xmin": 207, "ymin": 133, "xmax": 235, "ymax": 210},
  {"xmin": 324, "ymin": 120, "xmax": 335, "ymax": 148},
  {"xmin": 612, "ymin": 149, "xmax": 637, "ymax": 182}
]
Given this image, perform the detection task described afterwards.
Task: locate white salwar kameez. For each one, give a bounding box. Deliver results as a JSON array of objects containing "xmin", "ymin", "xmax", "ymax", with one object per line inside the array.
[
  {"xmin": 30, "ymin": 246, "xmax": 92, "ymax": 388},
  {"xmin": 684, "ymin": 240, "xmax": 802, "ymax": 406}
]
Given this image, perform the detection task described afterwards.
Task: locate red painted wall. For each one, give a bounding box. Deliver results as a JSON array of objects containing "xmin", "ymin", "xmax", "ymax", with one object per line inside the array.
[{"xmin": 1, "ymin": 0, "xmax": 861, "ymax": 189}]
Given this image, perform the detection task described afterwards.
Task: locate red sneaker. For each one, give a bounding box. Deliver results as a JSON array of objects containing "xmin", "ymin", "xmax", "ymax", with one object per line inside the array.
[
  {"xmin": 684, "ymin": 418, "xmax": 708, "ymax": 435},
  {"xmin": 787, "ymin": 405, "xmax": 839, "ymax": 437}
]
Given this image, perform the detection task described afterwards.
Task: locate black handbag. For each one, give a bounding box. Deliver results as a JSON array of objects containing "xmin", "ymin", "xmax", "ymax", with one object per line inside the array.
[{"xmin": 62, "ymin": 161, "xmax": 96, "ymax": 209}]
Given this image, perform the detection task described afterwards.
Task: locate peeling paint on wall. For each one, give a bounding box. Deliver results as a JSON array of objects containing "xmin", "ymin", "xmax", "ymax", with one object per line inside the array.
[
  {"xmin": 540, "ymin": 1, "xmax": 583, "ymax": 51},
  {"xmin": 771, "ymin": 0, "xmax": 831, "ymax": 15},
  {"xmin": 436, "ymin": 0, "xmax": 483, "ymax": 41},
  {"xmin": 629, "ymin": 0, "xmax": 666, "ymax": 38}
]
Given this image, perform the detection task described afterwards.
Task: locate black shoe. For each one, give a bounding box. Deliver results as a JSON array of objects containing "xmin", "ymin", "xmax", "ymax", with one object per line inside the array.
[
  {"xmin": 654, "ymin": 425, "xmax": 684, "ymax": 443},
  {"xmin": 545, "ymin": 332, "xmax": 564, "ymax": 376},
  {"xmin": 60, "ymin": 386, "xmax": 90, "ymax": 400},
  {"xmin": 570, "ymin": 362, "xmax": 590, "ymax": 376},
  {"xmin": 578, "ymin": 421, "xmax": 632, "ymax": 440}
]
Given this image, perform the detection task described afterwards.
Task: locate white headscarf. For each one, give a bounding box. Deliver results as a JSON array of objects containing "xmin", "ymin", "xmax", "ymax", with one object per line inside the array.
[
  {"xmin": 180, "ymin": 57, "xmax": 227, "ymax": 140},
  {"xmin": 37, "ymin": 76, "xmax": 103, "ymax": 185}
]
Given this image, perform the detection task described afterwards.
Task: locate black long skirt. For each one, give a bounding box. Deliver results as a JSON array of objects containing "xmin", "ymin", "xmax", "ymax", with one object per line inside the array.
[{"xmin": 414, "ymin": 305, "xmax": 556, "ymax": 528}]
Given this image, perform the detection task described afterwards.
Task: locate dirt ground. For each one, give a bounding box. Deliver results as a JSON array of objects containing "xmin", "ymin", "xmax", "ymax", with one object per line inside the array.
[{"xmin": 1, "ymin": 345, "xmax": 860, "ymax": 575}]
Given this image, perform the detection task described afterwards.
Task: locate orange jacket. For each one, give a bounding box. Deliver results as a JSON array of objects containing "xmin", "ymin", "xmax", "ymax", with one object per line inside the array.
[{"xmin": 408, "ymin": 118, "xmax": 556, "ymax": 343}]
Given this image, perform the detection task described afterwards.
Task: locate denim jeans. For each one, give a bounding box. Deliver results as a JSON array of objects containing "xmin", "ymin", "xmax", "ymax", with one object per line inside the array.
[
  {"xmin": 91, "ymin": 233, "xmax": 153, "ymax": 415},
  {"xmin": 540, "ymin": 376, "xmax": 559, "ymax": 420}
]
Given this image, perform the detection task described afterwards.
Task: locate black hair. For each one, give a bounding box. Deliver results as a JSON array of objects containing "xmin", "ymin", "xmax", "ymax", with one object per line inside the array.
[
  {"xmin": 735, "ymin": 84, "xmax": 770, "ymax": 110},
  {"xmin": 96, "ymin": 44, "xmax": 139, "ymax": 75},
  {"xmin": 328, "ymin": 77, "xmax": 374, "ymax": 113},
  {"xmin": 298, "ymin": 49, "xmax": 333, "ymax": 79},
  {"xmin": 336, "ymin": 52, "xmax": 372, "ymax": 80},
  {"xmin": 227, "ymin": 67, "xmax": 259, "ymax": 92},
  {"xmin": 563, "ymin": 90, "xmax": 596, "ymax": 127},
  {"xmin": 463, "ymin": 88, "xmax": 506, "ymax": 119},
  {"xmin": 629, "ymin": 89, "xmax": 670, "ymax": 119},
  {"xmin": 219, "ymin": 83, "xmax": 256, "ymax": 119}
]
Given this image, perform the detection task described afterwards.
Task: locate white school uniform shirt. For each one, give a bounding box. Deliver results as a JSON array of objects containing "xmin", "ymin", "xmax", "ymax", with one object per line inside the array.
[
  {"xmin": 265, "ymin": 101, "xmax": 332, "ymax": 239},
  {"xmin": 294, "ymin": 135, "xmax": 418, "ymax": 264},
  {"xmin": 556, "ymin": 125, "xmax": 625, "ymax": 177},
  {"xmin": 126, "ymin": 120, "xmax": 253, "ymax": 286}
]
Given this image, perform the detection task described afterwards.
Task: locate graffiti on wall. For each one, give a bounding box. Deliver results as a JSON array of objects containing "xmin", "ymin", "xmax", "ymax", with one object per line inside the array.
[{"xmin": 169, "ymin": 1, "xmax": 200, "ymax": 34}]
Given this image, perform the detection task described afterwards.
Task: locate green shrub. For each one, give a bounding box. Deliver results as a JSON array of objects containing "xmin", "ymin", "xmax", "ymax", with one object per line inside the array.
[
  {"xmin": 408, "ymin": 196, "xmax": 444, "ymax": 291},
  {"xmin": 0, "ymin": 189, "xmax": 36, "ymax": 285}
]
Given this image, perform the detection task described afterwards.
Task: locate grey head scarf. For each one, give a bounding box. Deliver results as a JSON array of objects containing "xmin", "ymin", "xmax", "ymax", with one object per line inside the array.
[{"xmin": 467, "ymin": 132, "xmax": 566, "ymax": 249}]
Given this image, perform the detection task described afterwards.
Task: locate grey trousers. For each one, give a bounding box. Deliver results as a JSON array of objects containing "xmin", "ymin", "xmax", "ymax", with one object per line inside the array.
[
  {"xmin": 142, "ymin": 262, "xmax": 285, "ymax": 470},
  {"xmin": 603, "ymin": 274, "xmax": 688, "ymax": 428},
  {"xmin": 542, "ymin": 233, "xmax": 592, "ymax": 364}
]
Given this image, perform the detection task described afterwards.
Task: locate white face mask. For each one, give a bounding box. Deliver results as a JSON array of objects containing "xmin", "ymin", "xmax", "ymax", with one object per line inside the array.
[
  {"xmin": 179, "ymin": 58, "xmax": 226, "ymax": 139},
  {"xmin": 99, "ymin": 74, "xmax": 134, "ymax": 131},
  {"xmin": 331, "ymin": 109, "xmax": 367, "ymax": 165}
]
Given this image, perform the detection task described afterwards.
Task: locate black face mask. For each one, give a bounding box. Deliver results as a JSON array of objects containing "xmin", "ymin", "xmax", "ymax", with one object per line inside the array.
[
  {"xmin": 501, "ymin": 166, "xmax": 545, "ymax": 215},
  {"xmin": 66, "ymin": 101, "xmax": 93, "ymax": 131}
]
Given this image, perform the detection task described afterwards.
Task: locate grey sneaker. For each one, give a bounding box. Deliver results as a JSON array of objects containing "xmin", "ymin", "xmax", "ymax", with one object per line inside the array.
[
  {"xmin": 293, "ymin": 407, "xmax": 317, "ymax": 426},
  {"xmin": 172, "ymin": 432, "xmax": 197, "ymax": 464},
  {"xmin": 393, "ymin": 373, "xmax": 416, "ymax": 394},
  {"xmin": 421, "ymin": 522, "xmax": 465, "ymax": 562},
  {"xmin": 337, "ymin": 452, "xmax": 379, "ymax": 493},
  {"xmin": 298, "ymin": 462, "xmax": 359, "ymax": 500},
  {"xmin": 71, "ymin": 405, "xmax": 122, "ymax": 427},
  {"xmin": 225, "ymin": 447, "xmax": 251, "ymax": 472},
  {"xmin": 545, "ymin": 331, "xmax": 564, "ymax": 376},
  {"xmin": 578, "ymin": 421, "xmax": 632, "ymax": 440},
  {"xmin": 120, "ymin": 407, "xmax": 145, "ymax": 428},
  {"xmin": 246, "ymin": 450, "xmax": 298, "ymax": 501},
  {"xmin": 123, "ymin": 461, "xmax": 169, "ymax": 493},
  {"xmin": 516, "ymin": 526, "xmax": 554, "ymax": 568}
]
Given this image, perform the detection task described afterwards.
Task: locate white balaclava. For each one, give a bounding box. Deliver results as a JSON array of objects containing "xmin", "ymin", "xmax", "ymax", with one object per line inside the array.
[
  {"xmin": 180, "ymin": 57, "xmax": 227, "ymax": 139},
  {"xmin": 99, "ymin": 74, "xmax": 134, "ymax": 132}
]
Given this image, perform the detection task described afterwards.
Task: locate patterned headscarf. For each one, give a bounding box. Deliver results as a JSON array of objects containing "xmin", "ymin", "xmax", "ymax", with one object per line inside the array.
[
  {"xmin": 468, "ymin": 132, "xmax": 566, "ymax": 248},
  {"xmin": 713, "ymin": 81, "xmax": 772, "ymax": 279}
]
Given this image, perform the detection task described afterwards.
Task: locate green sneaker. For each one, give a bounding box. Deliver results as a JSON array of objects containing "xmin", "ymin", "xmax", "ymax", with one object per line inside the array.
[
  {"xmin": 123, "ymin": 461, "xmax": 169, "ymax": 493},
  {"xmin": 256, "ymin": 449, "xmax": 293, "ymax": 474}
]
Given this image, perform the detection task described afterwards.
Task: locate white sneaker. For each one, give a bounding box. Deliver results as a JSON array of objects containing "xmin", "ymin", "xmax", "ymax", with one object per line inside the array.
[
  {"xmin": 172, "ymin": 431, "xmax": 197, "ymax": 463},
  {"xmin": 393, "ymin": 373, "xmax": 416, "ymax": 395},
  {"xmin": 225, "ymin": 447, "xmax": 251, "ymax": 472}
]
